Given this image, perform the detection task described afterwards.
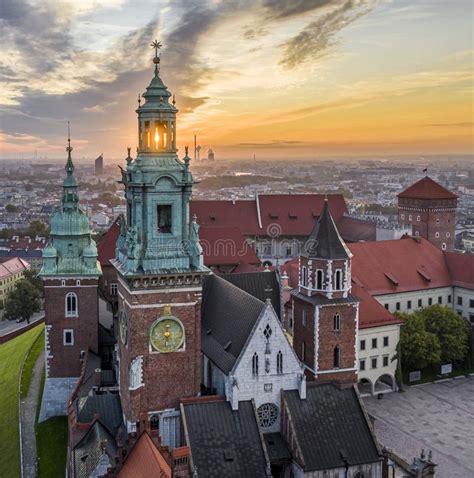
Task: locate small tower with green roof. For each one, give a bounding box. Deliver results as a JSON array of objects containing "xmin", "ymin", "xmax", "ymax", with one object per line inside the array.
[{"xmin": 39, "ymin": 130, "xmax": 102, "ymax": 421}]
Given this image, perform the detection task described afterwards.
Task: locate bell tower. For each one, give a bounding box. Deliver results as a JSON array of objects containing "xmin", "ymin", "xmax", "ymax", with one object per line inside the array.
[
  {"xmin": 112, "ymin": 42, "xmax": 208, "ymax": 441},
  {"xmin": 292, "ymin": 199, "xmax": 359, "ymax": 383}
]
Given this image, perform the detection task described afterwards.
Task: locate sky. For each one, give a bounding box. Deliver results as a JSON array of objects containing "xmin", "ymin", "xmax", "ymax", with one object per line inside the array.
[{"xmin": 0, "ymin": 0, "xmax": 473, "ymax": 160}]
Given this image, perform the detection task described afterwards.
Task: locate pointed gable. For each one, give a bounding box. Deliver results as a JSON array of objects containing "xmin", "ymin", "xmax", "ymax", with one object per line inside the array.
[
  {"xmin": 398, "ymin": 176, "xmax": 458, "ymax": 200},
  {"xmin": 303, "ymin": 199, "xmax": 351, "ymax": 260}
]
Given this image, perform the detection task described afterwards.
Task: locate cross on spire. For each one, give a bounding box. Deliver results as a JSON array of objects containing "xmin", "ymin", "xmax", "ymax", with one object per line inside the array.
[{"xmin": 151, "ymin": 40, "xmax": 162, "ymax": 76}]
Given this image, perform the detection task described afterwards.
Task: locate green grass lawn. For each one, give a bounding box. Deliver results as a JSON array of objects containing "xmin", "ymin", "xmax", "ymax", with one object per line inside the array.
[
  {"xmin": 0, "ymin": 323, "xmax": 44, "ymax": 478},
  {"xmin": 35, "ymin": 366, "xmax": 68, "ymax": 477},
  {"xmin": 20, "ymin": 329, "xmax": 45, "ymax": 398}
]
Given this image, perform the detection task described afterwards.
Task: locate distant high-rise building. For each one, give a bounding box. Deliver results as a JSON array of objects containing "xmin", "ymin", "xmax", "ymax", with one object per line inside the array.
[
  {"xmin": 95, "ymin": 154, "xmax": 104, "ymax": 175},
  {"xmin": 397, "ymin": 176, "xmax": 458, "ymax": 252},
  {"xmin": 207, "ymin": 148, "xmax": 215, "ymax": 161}
]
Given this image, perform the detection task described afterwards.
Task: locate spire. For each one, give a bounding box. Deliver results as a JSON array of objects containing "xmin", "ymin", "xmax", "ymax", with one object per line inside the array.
[
  {"xmin": 151, "ymin": 39, "xmax": 162, "ymax": 77},
  {"xmin": 304, "ymin": 199, "xmax": 351, "ymax": 259},
  {"xmin": 62, "ymin": 121, "xmax": 78, "ymax": 209}
]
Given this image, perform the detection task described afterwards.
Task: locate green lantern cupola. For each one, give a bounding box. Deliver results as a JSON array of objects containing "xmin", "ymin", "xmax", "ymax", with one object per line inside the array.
[{"xmin": 114, "ymin": 41, "xmax": 206, "ymax": 276}]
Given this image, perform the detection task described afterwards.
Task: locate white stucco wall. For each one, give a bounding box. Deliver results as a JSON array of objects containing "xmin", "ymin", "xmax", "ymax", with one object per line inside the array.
[
  {"xmin": 228, "ymin": 304, "xmax": 304, "ymax": 432},
  {"xmin": 358, "ymin": 324, "xmax": 399, "ymax": 394},
  {"xmin": 452, "ymin": 286, "xmax": 474, "ymax": 322}
]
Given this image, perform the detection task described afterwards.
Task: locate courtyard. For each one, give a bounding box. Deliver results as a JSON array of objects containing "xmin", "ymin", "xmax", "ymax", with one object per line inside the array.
[{"xmin": 363, "ymin": 377, "xmax": 474, "ymax": 478}]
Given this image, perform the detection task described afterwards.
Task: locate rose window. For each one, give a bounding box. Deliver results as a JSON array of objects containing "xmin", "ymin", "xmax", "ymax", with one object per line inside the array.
[{"xmin": 257, "ymin": 403, "xmax": 278, "ymax": 428}]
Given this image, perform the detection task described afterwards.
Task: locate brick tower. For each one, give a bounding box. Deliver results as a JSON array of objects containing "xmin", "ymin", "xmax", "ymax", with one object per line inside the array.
[
  {"xmin": 39, "ymin": 131, "xmax": 102, "ymax": 420},
  {"xmin": 291, "ymin": 199, "xmax": 359, "ymax": 383},
  {"xmin": 112, "ymin": 42, "xmax": 208, "ymax": 442},
  {"xmin": 398, "ymin": 176, "xmax": 458, "ymax": 251}
]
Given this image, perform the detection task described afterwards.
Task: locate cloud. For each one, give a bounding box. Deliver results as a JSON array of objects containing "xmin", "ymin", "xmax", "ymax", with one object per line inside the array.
[
  {"xmin": 279, "ymin": 0, "xmax": 376, "ymax": 69},
  {"xmin": 262, "ymin": 0, "xmax": 333, "ymax": 19},
  {"xmin": 238, "ymin": 140, "xmax": 305, "ymax": 147}
]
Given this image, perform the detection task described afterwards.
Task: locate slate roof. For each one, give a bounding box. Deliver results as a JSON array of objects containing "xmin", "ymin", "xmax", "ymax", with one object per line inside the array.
[
  {"xmin": 201, "ymin": 274, "xmax": 265, "ymax": 373},
  {"xmin": 118, "ymin": 432, "xmax": 172, "ymax": 478},
  {"xmin": 76, "ymin": 393, "xmax": 123, "ymax": 434},
  {"xmin": 182, "ymin": 399, "xmax": 270, "ymax": 478},
  {"xmin": 264, "ymin": 433, "xmax": 291, "ymax": 465},
  {"xmin": 303, "ymin": 199, "xmax": 351, "ymax": 260},
  {"xmin": 221, "ymin": 270, "xmax": 281, "ymax": 318},
  {"xmin": 398, "ymin": 176, "xmax": 458, "ymax": 200},
  {"xmin": 71, "ymin": 421, "xmax": 117, "ymax": 478},
  {"xmin": 291, "ymin": 289, "xmax": 358, "ymax": 306},
  {"xmin": 283, "ymin": 383, "xmax": 381, "ymax": 471}
]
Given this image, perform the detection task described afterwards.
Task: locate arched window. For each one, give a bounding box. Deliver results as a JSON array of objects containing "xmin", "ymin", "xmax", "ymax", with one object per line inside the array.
[
  {"xmin": 252, "ymin": 353, "xmax": 259, "ymax": 376},
  {"xmin": 301, "ymin": 266, "xmax": 308, "ymax": 287},
  {"xmin": 276, "ymin": 351, "xmax": 283, "ymax": 374},
  {"xmin": 335, "ymin": 270, "xmax": 342, "ymax": 290},
  {"xmin": 301, "ymin": 341, "xmax": 306, "ymax": 362},
  {"xmin": 316, "ymin": 269, "xmax": 324, "ymax": 289},
  {"xmin": 65, "ymin": 292, "xmax": 78, "ymax": 317},
  {"xmin": 333, "ymin": 313, "xmax": 341, "ymax": 331},
  {"xmin": 442, "ymin": 243, "xmax": 447, "ymax": 250},
  {"xmin": 333, "ymin": 346, "xmax": 341, "ymax": 369}
]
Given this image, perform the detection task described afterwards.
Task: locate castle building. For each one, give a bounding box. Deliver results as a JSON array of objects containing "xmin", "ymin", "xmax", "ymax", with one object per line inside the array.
[
  {"xmin": 291, "ymin": 199, "xmax": 359, "ymax": 384},
  {"xmin": 111, "ymin": 42, "xmax": 209, "ymax": 438},
  {"xmin": 39, "ymin": 135, "xmax": 102, "ymax": 420},
  {"xmin": 398, "ymin": 176, "xmax": 458, "ymax": 251}
]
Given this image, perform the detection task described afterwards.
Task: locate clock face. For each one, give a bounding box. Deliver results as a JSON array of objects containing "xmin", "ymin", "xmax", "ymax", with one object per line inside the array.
[
  {"xmin": 119, "ymin": 310, "xmax": 128, "ymax": 346},
  {"xmin": 150, "ymin": 316, "xmax": 184, "ymax": 353}
]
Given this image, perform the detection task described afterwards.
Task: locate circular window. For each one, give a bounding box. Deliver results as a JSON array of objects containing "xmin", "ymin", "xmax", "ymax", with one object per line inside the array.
[{"xmin": 257, "ymin": 403, "xmax": 279, "ymax": 428}]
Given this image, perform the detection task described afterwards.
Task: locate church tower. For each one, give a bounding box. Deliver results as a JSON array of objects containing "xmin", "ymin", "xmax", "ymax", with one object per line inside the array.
[
  {"xmin": 112, "ymin": 42, "xmax": 208, "ymax": 440},
  {"xmin": 291, "ymin": 199, "xmax": 359, "ymax": 383},
  {"xmin": 39, "ymin": 131, "xmax": 101, "ymax": 420}
]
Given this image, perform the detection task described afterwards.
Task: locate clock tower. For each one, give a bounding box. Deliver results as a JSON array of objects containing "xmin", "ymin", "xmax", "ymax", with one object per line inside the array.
[{"xmin": 112, "ymin": 41, "xmax": 208, "ymax": 439}]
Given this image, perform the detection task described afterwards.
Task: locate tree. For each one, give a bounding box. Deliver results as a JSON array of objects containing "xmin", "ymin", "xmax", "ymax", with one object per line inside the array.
[
  {"xmin": 420, "ymin": 305, "xmax": 469, "ymax": 364},
  {"xmin": 27, "ymin": 220, "xmax": 49, "ymax": 238},
  {"xmin": 3, "ymin": 279, "xmax": 40, "ymax": 324},
  {"xmin": 23, "ymin": 269, "xmax": 43, "ymax": 296},
  {"xmin": 398, "ymin": 312, "xmax": 441, "ymax": 370},
  {"xmin": 5, "ymin": 204, "xmax": 18, "ymax": 213}
]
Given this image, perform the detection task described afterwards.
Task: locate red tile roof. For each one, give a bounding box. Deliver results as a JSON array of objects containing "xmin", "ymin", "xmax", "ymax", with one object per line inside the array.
[
  {"xmin": 8, "ymin": 236, "xmax": 47, "ymax": 250},
  {"xmin": 118, "ymin": 432, "xmax": 172, "ymax": 478},
  {"xmin": 397, "ymin": 176, "xmax": 458, "ymax": 200},
  {"xmin": 191, "ymin": 194, "xmax": 348, "ymax": 237},
  {"xmin": 97, "ymin": 216, "xmax": 121, "ymax": 266},
  {"xmin": 0, "ymin": 257, "xmax": 30, "ymax": 278},
  {"xmin": 351, "ymin": 283, "xmax": 401, "ymax": 329},
  {"xmin": 348, "ymin": 237, "xmax": 452, "ymax": 295},
  {"xmin": 444, "ymin": 252, "xmax": 474, "ymax": 290},
  {"xmin": 199, "ymin": 226, "xmax": 260, "ymax": 267}
]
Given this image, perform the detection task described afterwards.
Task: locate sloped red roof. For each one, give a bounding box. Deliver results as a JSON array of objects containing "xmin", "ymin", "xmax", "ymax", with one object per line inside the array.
[
  {"xmin": 444, "ymin": 251, "xmax": 474, "ymax": 290},
  {"xmin": 351, "ymin": 283, "xmax": 401, "ymax": 329},
  {"xmin": 8, "ymin": 237, "xmax": 47, "ymax": 250},
  {"xmin": 349, "ymin": 237, "xmax": 452, "ymax": 295},
  {"xmin": 199, "ymin": 226, "xmax": 260, "ymax": 266},
  {"xmin": 190, "ymin": 194, "xmax": 348, "ymax": 237},
  {"xmin": 97, "ymin": 216, "xmax": 121, "ymax": 265},
  {"xmin": 398, "ymin": 176, "xmax": 458, "ymax": 200},
  {"xmin": 0, "ymin": 257, "xmax": 30, "ymax": 278},
  {"xmin": 118, "ymin": 432, "xmax": 172, "ymax": 478}
]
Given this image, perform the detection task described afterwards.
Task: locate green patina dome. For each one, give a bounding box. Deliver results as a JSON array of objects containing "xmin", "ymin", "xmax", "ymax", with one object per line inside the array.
[
  {"xmin": 43, "ymin": 243, "xmax": 57, "ymax": 258},
  {"xmin": 83, "ymin": 239, "xmax": 98, "ymax": 257},
  {"xmin": 50, "ymin": 209, "xmax": 90, "ymax": 236}
]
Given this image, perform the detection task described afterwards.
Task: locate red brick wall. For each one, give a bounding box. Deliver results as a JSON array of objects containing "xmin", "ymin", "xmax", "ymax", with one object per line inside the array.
[
  {"xmin": 398, "ymin": 197, "xmax": 457, "ymax": 251},
  {"xmin": 43, "ymin": 278, "xmax": 99, "ymax": 377},
  {"xmin": 99, "ymin": 263, "xmax": 119, "ymax": 312},
  {"xmin": 292, "ymin": 297, "xmax": 315, "ymax": 370},
  {"xmin": 118, "ymin": 281, "xmax": 203, "ymax": 423}
]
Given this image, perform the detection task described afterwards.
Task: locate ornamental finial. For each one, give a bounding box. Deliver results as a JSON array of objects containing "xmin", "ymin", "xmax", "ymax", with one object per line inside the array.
[
  {"xmin": 66, "ymin": 121, "xmax": 73, "ymax": 157},
  {"xmin": 150, "ymin": 39, "xmax": 162, "ymax": 76}
]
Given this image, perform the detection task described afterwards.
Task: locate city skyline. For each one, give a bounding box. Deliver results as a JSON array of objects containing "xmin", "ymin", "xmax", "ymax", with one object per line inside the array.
[{"xmin": 0, "ymin": 0, "xmax": 473, "ymax": 159}]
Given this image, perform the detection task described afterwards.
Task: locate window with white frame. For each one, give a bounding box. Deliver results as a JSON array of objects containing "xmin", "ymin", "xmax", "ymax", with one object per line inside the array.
[
  {"xmin": 65, "ymin": 292, "xmax": 78, "ymax": 317},
  {"xmin": 442, "ymin": 243, "xmax": 446, "ymax": 250},
  {"xmin": 316, "ymin": 269, "xmax": 324, "ymax": 289},
  {"xmin": 334, "ymin": 269, "xmax": 342, "ymax": 290},
  {"xmin": 64, "ymin": 329, "xmax": 74, "ymax": 346},
  {"xmin": 333, "ymin": 313, "xmax": 341, "ymax": 331},
  {"xmin": 301, "ymin": 266, "xmax": 308, "ymax": 287},
  {"xmin": 110, "ymin": 283, "xmax": 118, "ymax": 296},
  {"xmin": 417, "ymin": 215, "xmax": 420, "ymax": 221},
  {"xmin": 129, "ymin": 356, "xmax": 144, "ymax": 390},
  {"xmin": 435, "ymin": 232, "xmax": 440, "ymax": 238}
]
